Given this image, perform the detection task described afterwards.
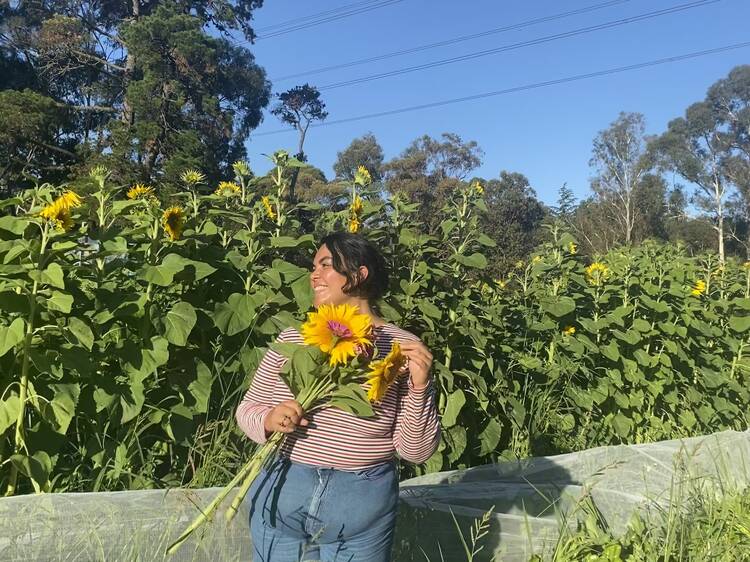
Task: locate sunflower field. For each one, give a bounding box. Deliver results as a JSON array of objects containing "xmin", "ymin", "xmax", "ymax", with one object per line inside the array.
[{"xmin": 1, "ymin": 152, "xmax": 750, "ymax": 497}]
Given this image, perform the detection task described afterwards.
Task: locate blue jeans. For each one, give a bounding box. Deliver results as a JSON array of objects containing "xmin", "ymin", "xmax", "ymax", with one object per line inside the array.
[{"xmin": 248, "ymin": 457, "xmax": 398, "ymax": 562}]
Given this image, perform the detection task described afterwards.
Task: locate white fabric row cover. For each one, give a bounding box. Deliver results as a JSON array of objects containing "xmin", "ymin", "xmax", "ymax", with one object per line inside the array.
[{"xmin": 1, "ymin": 430, "xmax": 748, "ymax": 561}]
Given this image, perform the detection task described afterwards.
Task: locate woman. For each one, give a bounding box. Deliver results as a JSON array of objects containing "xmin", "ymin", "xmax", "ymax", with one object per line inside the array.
[{"xmin": 235, "ymin": 232, "xmax": 441, "ymax": 562}]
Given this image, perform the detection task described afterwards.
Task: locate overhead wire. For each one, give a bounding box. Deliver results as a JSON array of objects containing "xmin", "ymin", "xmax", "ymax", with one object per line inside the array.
[
  {"xmin": 255, "ymin": 0, "xmax": 389, "ymax": 34},
  {"xmin": 252, "ymin": 41, "xmax": 750, "ymax": 136},
  {"xmin": 245, "ymin": 0, "xmax": 405, "ymax": 42},
  {"xmin": 314, "ymin": 0, "xmax": 722, "ymax": 91},
  {"xmin": 272, "ymin": 0, "xmax": 633, "ymax": 82}
]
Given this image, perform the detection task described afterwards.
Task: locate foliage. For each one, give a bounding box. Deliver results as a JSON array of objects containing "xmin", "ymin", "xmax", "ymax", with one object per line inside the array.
[
  {"xmin": 0, "ymin": 0, "xmax": 269, "ymax": 193},
  {"xmin": 3, "ymin": 147, "xmax": 750, "ymax": 496}
]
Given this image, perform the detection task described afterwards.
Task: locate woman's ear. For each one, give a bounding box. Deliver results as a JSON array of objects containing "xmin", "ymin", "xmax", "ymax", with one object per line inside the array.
[{"xmin": 357, "ymin": 265, "xmax": 369, "ymax": 284}]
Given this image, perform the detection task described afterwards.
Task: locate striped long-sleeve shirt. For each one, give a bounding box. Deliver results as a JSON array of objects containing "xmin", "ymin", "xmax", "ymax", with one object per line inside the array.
[{"xmin": 235, "ymin": 323, "xmax": 441, "ymax": 471}]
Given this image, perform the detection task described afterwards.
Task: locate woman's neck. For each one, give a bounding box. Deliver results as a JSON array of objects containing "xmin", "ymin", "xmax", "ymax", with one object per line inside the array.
[{"xmin": 347, "ymin": 298, "xmax": 386, "ymax": 327}]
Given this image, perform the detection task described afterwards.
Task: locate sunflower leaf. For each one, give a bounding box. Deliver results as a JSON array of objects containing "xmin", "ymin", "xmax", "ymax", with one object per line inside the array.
[{"xmin": 327, "ymin": 383, "xmax": 375, "ymax": 418}]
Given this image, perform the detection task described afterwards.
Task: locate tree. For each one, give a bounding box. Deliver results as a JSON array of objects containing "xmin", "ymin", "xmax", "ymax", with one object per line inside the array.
[
  {"xmin": 270, "ymin": 83, "xmax": 327, "ymax": 201},
  {"xmin": 0, "ymin": 0, "xmax": 269, "ymax": 192},
  {"xmin": 333, "ymin": 133, "xmax": 384, "ymax": 182},
  {"xmin": 479, "ymin": 171, "xmax": 548, "ymax": 273},
  {"xmin": 270, "ymin": 84, "xmax": 327, "ymax": 161},
  {"xmin": 384, "ymin": 133, "xmax": 483, "ymax": 231},
  {"xmin": 653, "ymin": 101, "xmax": 733, "ymax": 263},
  {"xmin": 706, "ymin": 65, "xmax": 750, "ymax": 256},
  {"xmin": 552, "ymin": 183, "xmax": 577, "ymax": 224},
  {"xmin": 589, "ymin": 112, "xmax": 655, "ymax": 245}
]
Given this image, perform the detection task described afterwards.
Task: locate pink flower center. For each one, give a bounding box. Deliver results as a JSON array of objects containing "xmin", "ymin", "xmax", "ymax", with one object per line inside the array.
[{"xmin": 327, "ymin": 320, "xmax": 353, "ymax": 339}]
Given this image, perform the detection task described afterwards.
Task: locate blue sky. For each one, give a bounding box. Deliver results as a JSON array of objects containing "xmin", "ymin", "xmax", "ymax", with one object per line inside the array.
[{"xmin": 234, "ymin": 0, "xmax": 750, "ymax": 205}]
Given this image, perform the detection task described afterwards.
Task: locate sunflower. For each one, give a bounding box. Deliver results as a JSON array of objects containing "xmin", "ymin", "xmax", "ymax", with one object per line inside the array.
[
  {"xmin": 162, "ymin": 206, "xmax": 185, "ymax": 241},
  {"xmin": 472, "ymin": 181, "xmax": 484, "ymax": 196},
  {"xmin": 585, "ymin": 262, "xmax": 609, "ymax": 286},
  {"xmin": 348, "ymin": 216, "xmax": 361, "ymax": 234},
  {"xmin": 301, "ymin": 303, "xmax": 372, "ymax": 367},
  {"xmin": 39, "ymin": 191, "xmax": 82, "ymax": 231},
  {"xmin": 351, "ymin": 195, "xmax": 363, "ymax": 214},
  {"xmin": 39, "ymin": 203, "xmax": 73, "ymax": 231},
  {"xmin": 215, "ymin": 181, "xmax": 241, "ymax": 197},
  {"xmin": 354, "ymin": 165, "xmax": 372, "ymax": 186},
  {"xmin": 261, "ymin": 196, "xmax": 276, "ymax": 220},
  {"xmin": 562, "ymin": 326, "xmax": 576, "ymax": 336},
  {"xmin": 691, "ymin": 279, "xmax": 707, "ymax": 297},
  {"xmin": 568, "ymin": 242, "xmax": 577, "ymax": 255},
  {"xmin": 232, "ymin": 160, "xmax": 251, "ymax": 178},
  {"xmin": 366, "ymin": 341, "xmax": 407, "ymax": 402},
  {"xmin": 127, "ymin": 184, "xmax": 155, "ymax": 200},
  {"xmin": 181, "ymin": 169, "xmax": 205, "ymax": 186}
]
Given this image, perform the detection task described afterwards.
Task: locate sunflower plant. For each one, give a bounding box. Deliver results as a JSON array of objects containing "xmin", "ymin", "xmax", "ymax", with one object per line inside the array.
[{"xmin": 167, "ymin": 303, "xmax": 406, "ymax": 555}]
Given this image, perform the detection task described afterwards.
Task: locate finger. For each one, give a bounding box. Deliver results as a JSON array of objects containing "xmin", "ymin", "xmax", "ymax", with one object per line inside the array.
[
  {"xmin": 402, "ymin": 349, "xmax": 432, "ymax": 365},
  {"xmin": 277, "ymin": 404, "xmax": 301, "ymax": 420},
  {"xmin": 282, "ymin": 400, "xmax": 305, "ymax": 418}
]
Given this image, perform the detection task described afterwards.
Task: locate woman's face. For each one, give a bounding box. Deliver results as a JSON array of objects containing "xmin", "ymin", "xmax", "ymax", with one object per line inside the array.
[{"xmin": 310, "ymin": 245, "xmax": 349, "ymax": 307}]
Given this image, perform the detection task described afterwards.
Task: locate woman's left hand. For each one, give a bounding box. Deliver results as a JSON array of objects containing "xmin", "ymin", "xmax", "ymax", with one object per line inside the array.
[{"xmin": 399, "ymin": 341, "xmax": 433, "ymax": 389}]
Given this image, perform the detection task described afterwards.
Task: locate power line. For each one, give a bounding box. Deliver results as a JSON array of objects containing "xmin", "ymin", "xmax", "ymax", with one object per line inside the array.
[
  {"xmin": 272, "ymin": 0, "xmax": 632, "ymax": 82},
  {"xmin": 255, "ymin": 0, "xmax": 387, "ymax": 34},
  {"xmin": 316, "ymin": 0, "xmax": 722, "ymax": 91},
  {"xmin": 250, "ymin": 0, "xmax": 405, "ymax": 41},
  {"xmin": 252, "ymin": 40, "xmax": 750, "ymax": 136}
]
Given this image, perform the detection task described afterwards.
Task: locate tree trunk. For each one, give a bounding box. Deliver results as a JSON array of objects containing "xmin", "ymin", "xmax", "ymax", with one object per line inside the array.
[{"xmin": 121, "ymin": 0, "xmax": 140, "ymax": 126}]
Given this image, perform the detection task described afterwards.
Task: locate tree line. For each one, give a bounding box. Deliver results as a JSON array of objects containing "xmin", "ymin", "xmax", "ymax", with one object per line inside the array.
[{"xmin": 2, "ymin": 1, "xmax": 749, "ymax": 269}]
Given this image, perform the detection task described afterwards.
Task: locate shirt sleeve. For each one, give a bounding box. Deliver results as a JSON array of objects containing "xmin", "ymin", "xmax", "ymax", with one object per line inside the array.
[
  {"xmin": 392, "ymin": 374, "xmax": 441, "ymax": 464},
  {"xmin": 235, "ymin": 335, "xmax": 287, "ymax": 445}
]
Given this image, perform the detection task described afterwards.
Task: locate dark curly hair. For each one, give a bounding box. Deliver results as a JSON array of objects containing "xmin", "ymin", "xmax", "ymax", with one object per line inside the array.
[{"xmin": 319, "ymin": 232, "xmax": 389, "ymax": 303}]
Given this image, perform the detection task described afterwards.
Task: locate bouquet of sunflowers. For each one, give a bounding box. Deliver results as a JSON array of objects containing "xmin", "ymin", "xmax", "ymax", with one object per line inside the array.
[{"xmin": 167, "ymin": 303, "xmax": 406, "ymax": 554}]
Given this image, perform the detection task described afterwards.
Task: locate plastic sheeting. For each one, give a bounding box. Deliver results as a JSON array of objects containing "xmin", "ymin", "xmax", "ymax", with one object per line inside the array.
[{"xmin": 1, "ymin": 430, "xmax": 748, "ymax": 562}]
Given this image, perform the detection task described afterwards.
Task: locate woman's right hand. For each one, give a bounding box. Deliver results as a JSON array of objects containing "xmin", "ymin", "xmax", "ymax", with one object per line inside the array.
[{"xmin": 264, "ymin": 400, "xmax": 309, "ymax": 435}]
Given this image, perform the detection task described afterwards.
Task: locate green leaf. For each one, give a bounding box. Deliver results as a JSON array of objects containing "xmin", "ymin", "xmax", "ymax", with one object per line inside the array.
[
  {"xmin": 446, "ymin": 425, "xmax": 467, "ymax": 465},
  {"xmin": 442, "ymin": 389, "xmax": 466, "ymax": 428},
  {"xmin": 0, "ymin": 215, "xmax": 29, "ymax": 235},
  {"xmin": 67, "ymin": 317, "xmax": 94, "ymax": 351},
  {"xmin": 633, "ymin": 349, "xmax": 652, "ymax": 367},
  {"xmin": 417, "ymin": 300, "xmax": 442, "ymax": 320},
  {"xmin": 120, "ymin": 375, "xmax": 146, "ymax": 423},
  {"xmin": 214, "ymin": 293, "xmax": 257, "ymax": 336},
  {"xmin": 47, "ymin": 291, "xmax": 73, "ymax": 313},
  {"xmin": 679, "ymin": 410, "xmax": 697, "ymax": 429},
  {"xmin": 270, "ymin": 235, "xmax": 314, "ymax": 248},
  {"xmin": 611, "ymin": 413, "xmax": 632, "ymax": 438},
  {"xmin": 164, "ymin": 301, "xmax": 197, "ymax": 346},
  {"xmin": 3, "ymin": 243, "xmax": 27, "ymax": 264},
  {"xmin": 164, "ymin": 254, "xmax": 217, "ymax": 282},
  {"xmin": 10, "ymin": 451, "xmax": 51, "ymax": 492},
  {"xmin": 0, "ymin": 317, "xmax": 25, "ymax": 358},
  {"xmin": 478, "ymin": 418, "xmax": 502, "ymax": 456},
  {"xmin": 38, "ymin": 383, "xmax": 80, "ymax": 434},
  {"xmin": 42, "ymin": 263, "xmax": 65, "ymax": 289},
  {"xmin": 542, "ymin": 297, "xmax": 576, "ymax": 318},
  {"xmin": 138, "ymin": 262, "xmax": 185, "ymax": 287},
  {"xmin": 601, "ymin": 341, "xmax": 620, "ymax": 362},
  {"xmin": 0, "ymin": 394, "xmax": 20, "ymax": 434},
  {"xmin": 729, "ymin": 315, "xmax": 750, "ymax": 333},
  {"xmin": 476, "ymin": 233, "xmax": 497, "ymax": 247},
  {"xmin": 454, "ymin": 253, "xmax": 487, "ymax": 269},
  {"xmin": 165, "ymin": 404, "xmax": 195, "ymax": 445},
  {"xmin": 188, "ymin": 360, "xmax": 213, "ymax": 414},
  {"xmin": 328, "ymin": 384, "xmax": 375, "ymax": 418}
]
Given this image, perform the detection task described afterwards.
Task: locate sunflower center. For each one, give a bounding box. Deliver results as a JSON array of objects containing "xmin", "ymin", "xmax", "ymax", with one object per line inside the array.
[{"xmin": 327, "ymin": 320, "xmax": 353, "ymax": 339}]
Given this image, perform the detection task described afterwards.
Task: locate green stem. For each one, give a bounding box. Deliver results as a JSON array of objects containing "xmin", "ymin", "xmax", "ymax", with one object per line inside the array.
[
  {"xmin": 168, "ymin": 376, "xmax": 336, "ymax": 555},
  {"xmin": 5, "ymin": 226, "xmax": 47, "ymax": 496}
]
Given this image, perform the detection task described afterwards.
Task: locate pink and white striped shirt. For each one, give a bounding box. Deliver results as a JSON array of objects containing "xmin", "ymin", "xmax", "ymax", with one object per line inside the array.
[{"xmin": 235, "ymin": 323, "xmax": 441, "ymax": 471}]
